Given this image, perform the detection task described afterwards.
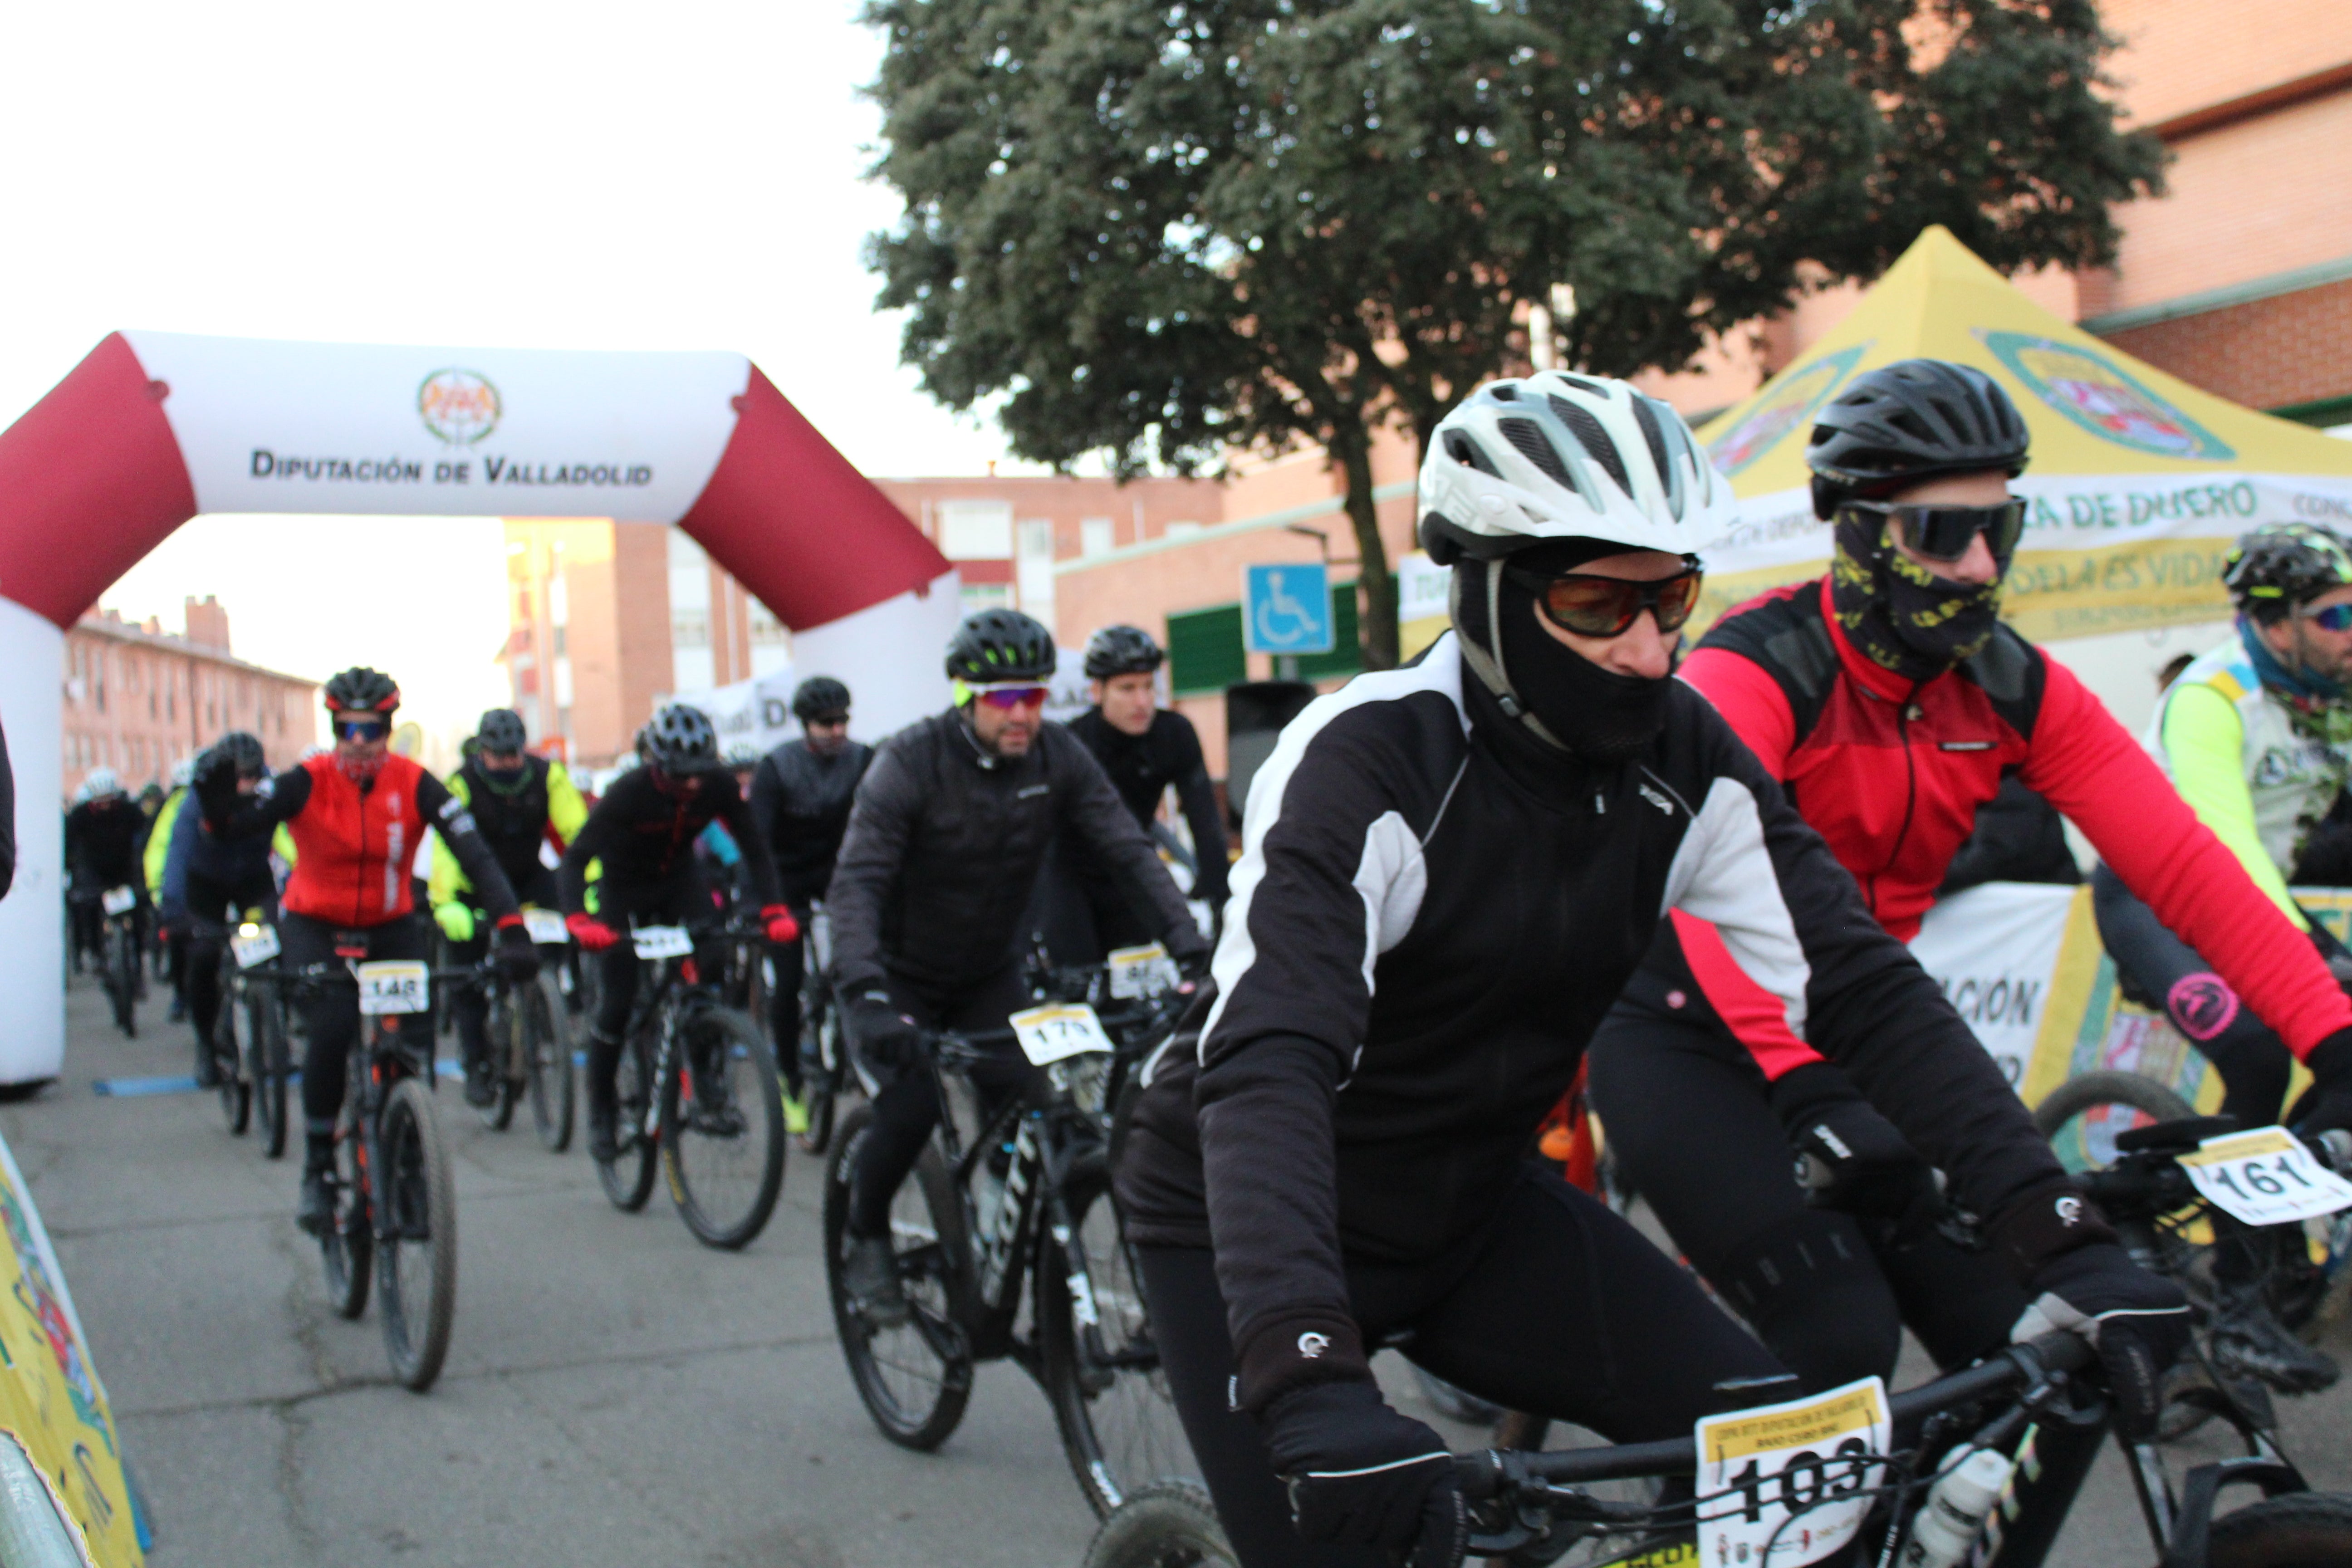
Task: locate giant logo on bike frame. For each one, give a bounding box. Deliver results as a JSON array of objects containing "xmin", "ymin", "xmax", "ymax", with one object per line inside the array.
[
  {"xmin": 1978, "ymin": 332, "xmax": 2233, "ymax": 461},
  {"xmin": 1705, "ymin": 346, "xmax": 1869, "ymax": 477}
]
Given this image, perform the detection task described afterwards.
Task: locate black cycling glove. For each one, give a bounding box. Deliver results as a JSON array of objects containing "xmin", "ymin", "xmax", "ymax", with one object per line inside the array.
[
  {"xmin": 494, "ymin": 921, "xmax": 541, "ymax": 984},
  {"xmin": 1992, "ymin": 1181, "xmax": 2190, "ymax": 1439},
  {"xmin": 1259, "ymin": 1380, "xmax": 1466, "ymax": 1568},
  {"xmin": 2290, "ymin": 1028, "xmax": 2352, "ymax": 1141},
  {"xmin": 1769, "ymin": 1062, "xmax": 1938, "ymax": 1222},
  {"xmin": 847, "ymin": 990, "xmax": 923, "ymax": 1068}
]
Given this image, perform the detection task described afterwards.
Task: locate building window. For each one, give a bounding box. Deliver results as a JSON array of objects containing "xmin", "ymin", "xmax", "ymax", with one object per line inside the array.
[
  {"xmin": 1081, "ymin": 518, "xmax": 1115, "ymax": 558},
  {"xmin": 938, "ymin": 500, "xmax": 1014, "ymax": 561},
  {"xmin": 1164, "ymin": 521, "xmax": 1204, "ymax": 542},
  {"xmin": 1167, "ymin": 603, "xmax": 1246, "ymax": 696},
  {"xmin": 957, "ymin": 582, "xmax": 1014, "ymax": 614}
]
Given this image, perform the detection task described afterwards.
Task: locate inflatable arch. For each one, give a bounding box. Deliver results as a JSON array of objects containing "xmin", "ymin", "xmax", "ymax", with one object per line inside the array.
[{"xmin": 0, "ymin": 331, "xmax": 959, "ymax": 1083}]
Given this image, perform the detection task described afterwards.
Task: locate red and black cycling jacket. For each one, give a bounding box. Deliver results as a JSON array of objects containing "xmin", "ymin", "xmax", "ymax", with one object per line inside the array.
[{"xmin": 1670, "ymin": 576, "xmax": 2352, "ymax": 1072}]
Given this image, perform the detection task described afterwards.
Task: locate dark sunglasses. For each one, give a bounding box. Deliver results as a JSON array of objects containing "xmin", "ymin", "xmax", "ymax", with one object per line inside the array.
[
  {"xmin": 2300, "ymin": 603, "xmax": 2352, "ymax": 632},
  {"xmin": 806, "ymin": 713, "xmax": 850, "ymax": 728},
  {"xmin": 1503, "ymin": 565, "xmax": 1704, "ymax": 638},
  {"xmin": 333, "ymin": 718, "xmax": 390, "ymax": 743},
  {"xmin": 973, "ymin": 684, "xmax": 1050, "ymax": 710},
  {"xmin": 1844, "ymin": 498, "xmax": 2028, "ymax": 564}
]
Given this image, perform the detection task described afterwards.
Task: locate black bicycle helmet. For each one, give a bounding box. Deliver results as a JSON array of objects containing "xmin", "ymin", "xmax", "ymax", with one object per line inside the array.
[
  {"xmin": 211, "ymin": 731, "xmax": 268, "ymax": 778},
  {"xmin": 322, "ymin": 666, "xmax": 401, "ymax": 715},
  {"xmin": 1805, "ymin": 359, "xmax": 2030, "ymax": 519},
  {"xmin": 643, "ymin": 703, "xmax": 721, "ymax": 774},
  {"xmin": 1083, "ymin": 624, "xmax": 1165, "ymax": 680},
  {"xmin": 2225, "ymin": 523, "xmax": 2352, "ymax": 624},
  {"xmin": 792, "ymin": 676, "xmax": 851, "ymax": 721},
  {"xmin": 946, "ymin": 608, "xmax": 1056, "ymax": 684},
  {"xmin": 475, "ymin": 707, "xmax": 528, "ymax": 753}
]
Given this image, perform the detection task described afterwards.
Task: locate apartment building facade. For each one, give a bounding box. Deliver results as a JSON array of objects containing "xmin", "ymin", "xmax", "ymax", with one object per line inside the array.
[{"xmin": 63, "ymin": 597, "xmax": 318, "ymax": 799}]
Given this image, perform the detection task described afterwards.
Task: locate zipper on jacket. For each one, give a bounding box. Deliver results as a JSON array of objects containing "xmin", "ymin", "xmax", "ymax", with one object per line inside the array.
[{"xmin": 1869, "ymin": 697, "xmax": 1923, "ymax": 920}]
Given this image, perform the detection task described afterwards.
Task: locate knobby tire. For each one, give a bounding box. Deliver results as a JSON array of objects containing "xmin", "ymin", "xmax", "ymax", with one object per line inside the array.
[
  {"xmin": 597, "ymin": 1029, "xmax": 659, "ymax": 1212},
  {"xmin": 375, "ymin": 1076, "xmax": 457, "ymax": 1391},
  {"xmin": 660, "ymin": 1007, "xmax": 784, "ymax": 1250}
]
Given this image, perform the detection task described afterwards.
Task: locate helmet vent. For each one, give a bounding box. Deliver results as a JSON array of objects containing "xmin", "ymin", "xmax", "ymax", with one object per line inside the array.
[
  {"xmin": 1555, "ymin": 374, "xmax": 1607, "ymax": 397},
  {"xmin": 1629, "ymin": 396, "xmax": 1672, "ymax": 487},
  {"xmin": 1497, "ymin": 418, "xmax": 1572, "ymax": 488},
  {"xmin": 1445, "ymin": 431, "xmax": 1502, "ymax": 477},
  {"xmin": 1547, "ymin": 396, "xmax": 1629, "ymax": 495}
]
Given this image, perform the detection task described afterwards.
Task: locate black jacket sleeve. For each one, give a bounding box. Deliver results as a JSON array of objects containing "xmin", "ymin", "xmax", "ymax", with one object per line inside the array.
[
  {"xmin": 715, "ymin": 780, "xmax": 782, "ymax": 907},
  {"xmin": 0, "ymin": 716, "xmax": 15, "ymax": 902},
  {"xmin": 749, "ymin": 753, "xmax": 788, "ymax": 892},
  {"xmin": 416, "ymin": 772, "xmax": 522, "ymax": 924},
  {"xmin": 1053, "ymin": 729, "xmax": 1207, "ymax": 960},
  {"xmin": 201, "ymin": 764, "xmax": 309, "ymax": 838},
  {"xmin": 826, "ymin": 734, "xmax": 921, "ymax": 996}
]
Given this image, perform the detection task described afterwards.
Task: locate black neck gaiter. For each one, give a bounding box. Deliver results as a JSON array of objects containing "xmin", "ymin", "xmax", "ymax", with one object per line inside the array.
[
  {"xmin": 1828, "ymin": 511, "xmax": 2003, "ymax": 684},
  {"xmin": 1457, "ymin": 560, "xmax": 1674, "ymax": 764}
]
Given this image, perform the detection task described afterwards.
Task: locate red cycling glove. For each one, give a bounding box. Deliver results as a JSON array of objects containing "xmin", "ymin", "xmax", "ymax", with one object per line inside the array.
[
  {"xmin": 761, "ymin": 905, "xmax": 800, "ymax": 944},
  {"xmin": 566, "ymin": 913, "xmax": 620, "ymax": 951}
]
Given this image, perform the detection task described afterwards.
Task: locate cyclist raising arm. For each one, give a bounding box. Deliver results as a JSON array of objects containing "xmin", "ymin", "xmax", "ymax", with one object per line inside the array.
[
  {"xmin": 1114, "ymin": 374, "xmax": 2186, "ymax": 1568},
  {"xmin": 827, "ymin": 610, "xmax": 1209, "ymax": 1326},
  {"xmin": 556, "ymin": 704, "xmax": 796, "ymax": 1162},
  {"xmin": 199, "ymin": 669, "xmax": 540, "ymax": 1232},
  {"xmin": 162, "ymin": 734, "xmax": 277, "ymax": 1088}
]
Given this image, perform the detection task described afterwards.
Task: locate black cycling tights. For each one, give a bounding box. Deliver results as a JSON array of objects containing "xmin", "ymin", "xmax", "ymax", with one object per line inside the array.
[
  {"xmin": 280, "ymin": 912, "xmax": 431, "ymax": 1141},
  {"xmin": 1586, "ymin": 1004, "xmax": 2027, "ymax": 1393},
  {"xmin": 1139, "ymin": 1166, "xmax": 1786, "ymax": 1568}
]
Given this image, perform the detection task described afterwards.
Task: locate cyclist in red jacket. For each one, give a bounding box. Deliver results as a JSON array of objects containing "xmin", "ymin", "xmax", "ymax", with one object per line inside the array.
[
  {"xmin": 200, "ymin": 667, "xmax": 540, "ymax": 1232},
  {"xmin": 1587, "ymin": 359, "xmax": 2352, "ymax": 1401}
]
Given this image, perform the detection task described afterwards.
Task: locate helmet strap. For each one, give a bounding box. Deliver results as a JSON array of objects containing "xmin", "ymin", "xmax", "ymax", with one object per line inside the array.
[{"xmin": 1450, "ymin": 563, "xmax": 1571, "ymax": 753}]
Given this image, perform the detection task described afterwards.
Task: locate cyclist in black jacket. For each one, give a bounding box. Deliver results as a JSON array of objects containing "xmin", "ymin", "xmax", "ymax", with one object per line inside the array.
[
  {"xmin": 828, "ymin": 609, "xmax": 1210, "ymax": 1326},
  {"xmin": 558, "ymin": 704, "xmax": 798, "ymax": 1162},
  {"xmin": 66, "ymin": 769, "xmax": 146, "ymax": 967},
  {"xmin": 749, "ymin": 676, "xmax": 873, "ymax": 1122},
  {"xmin": 161, "ymin": 734, "xmax": 280, "ymax": 1087},
  {"xmin": 1066, "ymin": 625, "xmax": 1230, "ymax": 944},
  {"xmin": 1113, "ymin": 372, "xmax": 2188, "ymax": 1568}
]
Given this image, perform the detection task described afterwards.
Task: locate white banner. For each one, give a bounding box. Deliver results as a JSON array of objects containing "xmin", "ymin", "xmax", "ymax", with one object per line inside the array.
[
  {"xmin": 122, "ymin": 332, "xmax": 749, "ymax": 523},
  {"xmin": 1907, "ymin": 882, "xmax": 2078, "ymax": 1091}
]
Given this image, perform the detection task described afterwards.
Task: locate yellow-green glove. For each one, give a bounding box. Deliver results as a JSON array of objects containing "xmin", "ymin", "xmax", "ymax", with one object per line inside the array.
[{"xmin": 433, "ymin": 902, "xmax": 476, "ymax": 943}]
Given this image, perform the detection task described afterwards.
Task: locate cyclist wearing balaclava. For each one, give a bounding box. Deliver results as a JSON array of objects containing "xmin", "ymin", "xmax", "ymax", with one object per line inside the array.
[{"xmin": 1113, "ymin": 370, "xmax": 2180, "ymax": 1568}]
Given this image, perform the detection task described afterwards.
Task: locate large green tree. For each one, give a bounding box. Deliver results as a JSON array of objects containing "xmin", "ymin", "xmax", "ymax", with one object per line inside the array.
[{"xmin": 864, "ymin": 0, "xmax": 2163, "ymax": 668}]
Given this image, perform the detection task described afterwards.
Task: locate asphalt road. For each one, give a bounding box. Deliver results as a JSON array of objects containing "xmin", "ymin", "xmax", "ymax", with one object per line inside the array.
[{"xmin": 14, "ymin": 973, "xmax": 2352, "ymax": 1567}]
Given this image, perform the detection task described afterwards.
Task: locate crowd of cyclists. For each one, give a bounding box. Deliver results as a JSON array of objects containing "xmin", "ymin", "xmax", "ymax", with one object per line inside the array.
[{"xmin": 52, "ymin": 353, "xmax": 2352, "ymax": 1565}]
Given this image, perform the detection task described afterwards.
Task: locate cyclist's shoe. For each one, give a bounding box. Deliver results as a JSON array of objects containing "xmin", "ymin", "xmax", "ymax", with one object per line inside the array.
[
  {"xmin": 462, "ymin": 1059, "xmax": 497, "ymax": 1109},
  {"xmin": 296, "ymin": 1166, "xmax": 334, "ymax": 1236},
  {"xmin": 194, "ymin": 1045, "xmax": 222, "ymax": 1091},
  {"xmin": 168, "ymin": 993, "xmax": 187, "ymax": 1024},
  {"xmin": 2210, "ymin": 1278, "xmax": 2341, "ymax": 1394},
  {"xmin": 587, "ymin": 1104, "xmax": 620, "ymax": 1164},
  {"xmin": 844, "ymin": 1235, "xmax": 910, "ymax": 1328},
  {"xmin": 781, "ymin": 1089, "xmax": 810, "ymax": 1137}
]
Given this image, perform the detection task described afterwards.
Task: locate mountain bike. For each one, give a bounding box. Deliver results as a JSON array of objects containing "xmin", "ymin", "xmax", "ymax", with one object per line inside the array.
[
  {"xmin": 302, "ymin": 946, "xmax": 459, "ymax": 1392},
  {"xmin": 2037, "ymin": 1073, "xmax": 2352, "ymax": 1439},
  {"xmin": 204, "ymin": 912, "xmax": 292, "ymax": 1159},
  {"xmin": 594, "ymin": 920, "xmax": 787, "ymax": 1250},
  {"xmin": 1083, "ymin": 1330, "xmax": 2352, "ymax": 1568},
  {"xmin": 96, "ymin": 886, "xmax": 144, "ymax": 1037},
  {"xmin": 823, "ymin": 953, "xmax": 1196, "ymax": 1515},
  {"xmin": 443, "ymin": 909, "xmax": 576, "ymax": 1151}
]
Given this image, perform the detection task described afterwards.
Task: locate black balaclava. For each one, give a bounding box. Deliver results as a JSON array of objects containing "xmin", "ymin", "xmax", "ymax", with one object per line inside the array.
[
  {"xmin": 1453, "ymin": 538, "xmax": 1679, "ymax": 764},
  {"xmin": 1828, "ymin": 508, "xmax": 2003, "ymax": 683}
]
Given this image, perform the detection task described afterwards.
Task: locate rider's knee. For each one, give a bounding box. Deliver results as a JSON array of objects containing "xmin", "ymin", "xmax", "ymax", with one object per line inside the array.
[{"xmin": 1709, "ymin": 1210, "xmax": 1903, "ymax": 1392}]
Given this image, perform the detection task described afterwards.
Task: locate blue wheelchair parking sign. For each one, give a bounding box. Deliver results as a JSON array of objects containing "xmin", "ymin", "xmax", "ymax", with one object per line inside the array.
[{"xmin": 1243, "ymin": 563, "xmax": 1334, "ymax": 655}]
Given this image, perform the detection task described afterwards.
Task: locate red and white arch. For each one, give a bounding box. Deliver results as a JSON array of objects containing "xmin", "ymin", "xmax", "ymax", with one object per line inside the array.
[{"xmin": 0, "ymin": 331, "xmax": 958, "ymax": 1083}]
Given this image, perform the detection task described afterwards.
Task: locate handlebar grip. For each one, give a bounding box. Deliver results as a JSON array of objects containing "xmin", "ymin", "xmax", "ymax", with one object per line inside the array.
[{"xmin": 1451, "ymin": 1450, "xmax": 1504, "ymax": 1501}]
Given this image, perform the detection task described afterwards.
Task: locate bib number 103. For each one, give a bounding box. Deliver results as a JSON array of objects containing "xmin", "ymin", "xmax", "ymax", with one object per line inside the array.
[{"xmin": 1695, "ymin": 1377, "xmax": 1887, "ymax": 1568}]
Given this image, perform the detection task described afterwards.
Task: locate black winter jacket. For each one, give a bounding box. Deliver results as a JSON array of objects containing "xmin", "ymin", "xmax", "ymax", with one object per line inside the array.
[
  {"xmin": 828, "ymin": 710, "xmax": 1205, "ymax": 997},
  {"xmin": 750, "ymin": 738, "xmax": 874, "ymax": 906}
]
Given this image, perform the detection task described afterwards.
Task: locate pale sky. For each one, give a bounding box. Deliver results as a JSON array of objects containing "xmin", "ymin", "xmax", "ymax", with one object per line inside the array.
[{"xmin": 0, "ymin": 0, "xmax": 1034, "ymax": 745}]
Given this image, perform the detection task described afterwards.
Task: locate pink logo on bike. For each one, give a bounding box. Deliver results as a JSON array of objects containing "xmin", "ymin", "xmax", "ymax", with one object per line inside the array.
[{"xmin": 2166, "ymin": 973, "xmax": 2239, "ymax": 1041}]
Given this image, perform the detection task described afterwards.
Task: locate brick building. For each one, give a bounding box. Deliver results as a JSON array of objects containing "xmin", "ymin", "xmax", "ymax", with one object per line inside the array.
[{"xmin": 63, "ymin": 597, "xmax": 318, "ymax": 799}]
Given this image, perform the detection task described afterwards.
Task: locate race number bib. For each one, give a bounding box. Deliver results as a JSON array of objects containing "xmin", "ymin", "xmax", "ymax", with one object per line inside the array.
[
  {"xmin": 100, "ymin": 886, "xmax": 137, "ymax": 916},
  {"xmin": 2180, "ymin": 1127, "xmax": 2352, "ymax": 1227},
  {"xmin": 521, "ymin": 908, "xmax": 569, "ymax": 946},
  {"xmin": 1011, "ymin": 1004, "xmax": 1115, "ymax": 1066},
  {"xmin": 230, "ymin": 924, "xmax": 281, "ymax": 969},
  {"xmin": 632, "ymin": 925, "xmax": 693, "ymax": 960},
  {"xmin": 356, "ymin": 960, "xmax": 430, "ymax": 1015},
  {"xmin": 1107, "ymin": 942, "xmax": 1180, "ymax": 1000},
  {"xmin": 1696, "ymin": 1377, "xmax": 1887, "ymax": 1568}
]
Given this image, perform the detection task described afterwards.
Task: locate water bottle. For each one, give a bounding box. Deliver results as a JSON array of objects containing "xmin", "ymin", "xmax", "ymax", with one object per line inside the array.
[{"xmin": 1900, "ymin": 1447, "xmax": 2013, "ymax": 1568}]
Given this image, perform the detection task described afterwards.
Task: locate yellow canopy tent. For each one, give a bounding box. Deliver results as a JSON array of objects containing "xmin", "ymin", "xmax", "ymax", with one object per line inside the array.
[{"xmin": 1693, "ymin": 226, "xmax": 2352, "ymax": 642}]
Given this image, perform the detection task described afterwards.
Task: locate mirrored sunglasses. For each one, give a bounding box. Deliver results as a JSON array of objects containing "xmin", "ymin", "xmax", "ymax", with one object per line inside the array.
[
  {"xmin": 974, "ymin": 684, "xmax": 1051, "ymax": 710},
  {"xmin": 2300, "ymin": 603, "xmax": 2352, "ymax": 632},
  {"xmin": 334, "ymin": 718, "xmax": 390, "ymax": 742}
]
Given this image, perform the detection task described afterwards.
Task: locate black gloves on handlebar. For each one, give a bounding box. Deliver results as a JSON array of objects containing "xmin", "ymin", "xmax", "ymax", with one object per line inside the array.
[
  {"xmin": 1259, "ymin": 1380, "xmax": 1467, "ymax": 1568},
  {"xmin": 2290, "ymin": 1027, "xmax": 2352, "ymax": 1142},
  {"xmin": 493, "ymin": 921, "xmax": 540, "ymax": 984},
  {"xmin": 1991, "ymin": 1179, "xmax": 2190, "ymax": 1439},
  {"xmin": 848, "ymin": 990, "xmax": 923, "ymax": 1068},
  {"xmin": 1768, "ymin": 1062, "xmax": 1940, "ymax": 1226}
]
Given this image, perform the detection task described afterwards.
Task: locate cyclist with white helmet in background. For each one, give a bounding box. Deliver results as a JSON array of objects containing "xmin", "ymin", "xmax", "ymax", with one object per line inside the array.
[
  {"xmin": 1067, "ymin": 625, "xmax": 1230, "ymax": 941},
  {"xmin": 749, "ymin": 676, "xmax": 874, "ymax": 1130},
  {"xmin": 828, "ymin": 609, "xmax": 1210, "ymax": 1326},
  {"xmin": 557, "ymin": 704, "xmax": 798, "ymax": 1163},
  {"xmin": 428, "ymin": 708, "xmax": 588, "ymax": 1108},
  {"xmin": 199, "ymin": 668, "xmax": 543, "ymax": 1232},
  {"xmin": 2088, "ymin": 519, "xmax": 2352, "ymax": 1391},
  {"xmin": 66, "ymin": 767, "xmax": 145, "ymax": 970},
  {"xmin": 1112, "ymin": 371, "xmax": 2188, "ymax": 1568}
]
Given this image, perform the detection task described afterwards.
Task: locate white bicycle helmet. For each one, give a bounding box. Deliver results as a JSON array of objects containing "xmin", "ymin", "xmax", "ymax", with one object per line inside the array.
[
  {"xmin": 82, "ymin": 767, "xmax": 123, "ymax": 800},
  {"xmin": 1417, "ymin": 372, "xmax": 1731, "ymax": 564}
]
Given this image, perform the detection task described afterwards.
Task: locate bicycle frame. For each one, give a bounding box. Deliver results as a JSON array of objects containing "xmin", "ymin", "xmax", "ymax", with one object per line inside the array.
[
  {"xmin": 621, "ymin": 924, "xmax": 764, "ymax": 1147},
  {"xmin": 285, "ymin": 956, "xmax": 436, "ymax": 1243}
]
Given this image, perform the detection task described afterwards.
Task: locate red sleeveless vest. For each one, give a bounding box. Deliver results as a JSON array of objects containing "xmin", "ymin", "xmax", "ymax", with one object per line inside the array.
[{"xmin": 282, "ymin": 753, "xmax": 426, "ymax": 927}]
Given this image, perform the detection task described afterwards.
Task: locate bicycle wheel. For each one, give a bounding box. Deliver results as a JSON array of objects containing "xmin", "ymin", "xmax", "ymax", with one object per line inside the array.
[
  {"xmin": 214, "ymin": 979, "xmax": 250, "ymax": 1136},
  {"xmin": 321, "ymin": 1101, "xmax": 372, "ymax": 1319},
  {"xmin": 823, "ymin": 1103, "xmax": 973, "ymax": 1450},
  {"xmin": 596, "ymin": 1028, "xmax": 660, "ymax": 1212},
  {"xmin": 2208, "ymin": 1492, "xmax": 2352, "ymax": 1567},
  {"xmin": 1041, "ymin": 1164, "xmax": 1198, "ymax": 1515},
  {"xmin": 108, "ymin": 922, "xmax": 138, "ymax": 1036},
  {"xmin": 375, "ymin": 1077, "xmax": 458, "ymax": 1392},
  {"xmin": 479, "ymin": 986, "xmax": 519, "ymax": 1132},
  {"xmin": 1080, "ymin": 1482, "xmax": 1236, "ymax": 1568},
  {"xmin": 661, "ymin": 1007, "xmax": 785, "ymax": 1250},
  {"xmin": 525, "ymin": 971, "xmax": 576, "ymax": 1153},
  {"xmin": 2033, "ymin": 1069, "xmax": 2197, "ymax": 1172},
  {"xmin": 248, "ymin": 984, "xmax": 289, "ymax": 1161}
]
